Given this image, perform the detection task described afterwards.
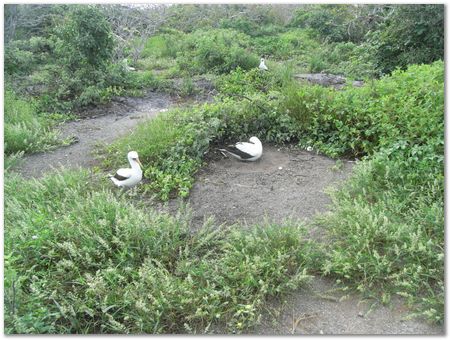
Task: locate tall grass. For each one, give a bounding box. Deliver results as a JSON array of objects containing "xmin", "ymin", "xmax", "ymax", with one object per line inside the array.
[
  {"xmin": 4, "ymin": 90, "xmax": 61, "ymax": 155},
  {"xmin": 4, "ymin": 170, "xmax": 317, "ymax": 334}
]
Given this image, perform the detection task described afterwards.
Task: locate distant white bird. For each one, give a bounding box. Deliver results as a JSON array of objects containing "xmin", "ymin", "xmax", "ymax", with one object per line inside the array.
[
  {"xmin": 109, "ymin": 151, "xmax": 143, "ymax": 189},
  {"xmin": 123, "ymin": 58, "xmax": 136, "ymax": 71},
  {"xmin": 259, "ymin": 57, "xmax": 268, "ymax": 71},
  {"xmin": 219, "ymin": 136, "xmax": 263, "ymax": 161}
]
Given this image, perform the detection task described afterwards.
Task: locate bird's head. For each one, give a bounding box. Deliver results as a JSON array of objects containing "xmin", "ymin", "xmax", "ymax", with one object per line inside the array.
[
  {"xmin": 260, "ymin": 58, "xmax": 265, "ymax": 63},
  {"xmin": 128, "ymin": 151, "xmax": 143, "ymax": 168},
  {"xmin": 249, "ymin": 136, "xmax": 261, "ymax": 145}
]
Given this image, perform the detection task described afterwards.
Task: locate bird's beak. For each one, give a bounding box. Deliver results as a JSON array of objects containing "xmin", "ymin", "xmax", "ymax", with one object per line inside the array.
[{"xmin": 135, "ymin": 158, "xmax": 143, "ymax": 168}]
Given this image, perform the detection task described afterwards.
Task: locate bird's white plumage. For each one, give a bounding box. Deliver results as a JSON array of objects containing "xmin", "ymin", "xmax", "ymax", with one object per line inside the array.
[
  {"xmin": 110, "ymin": 151, "xmax": 143, "ymax": 189},
  {"xmin": 219, "ymin": 136, "xmax": 263, "ymax": 162},
  {"xmin": 259, "ymin": 58, "xmax": 268, "ymax": 71},
  {"xmin": 235, "ymin": 141, "xmax": 258, "ymax": 156},
  {"xmin": 116, "ymin": 168, "xmax": 133, "ymax": 179}
]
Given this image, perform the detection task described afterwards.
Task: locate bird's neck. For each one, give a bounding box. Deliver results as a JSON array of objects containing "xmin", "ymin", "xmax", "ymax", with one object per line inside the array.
[{"xmin": 130, "ymin": 160, "xmax": 142, "ymax": 173}]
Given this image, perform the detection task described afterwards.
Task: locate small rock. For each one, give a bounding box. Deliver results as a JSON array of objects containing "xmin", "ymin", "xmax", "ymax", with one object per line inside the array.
[
  {"xmin": 278, "ymin": 166, "xmax": 283, "ymax": 170},
  {"xmin": 306, "ymin": 146, "xmax": 313, "ymax": 152},
  {"xmin": 319, "ymin": 330, "xmax": 324, "ymax": 334},
  {"xmin": 358, "ymin": 312, "xmax": 364, "ymax": 318}
]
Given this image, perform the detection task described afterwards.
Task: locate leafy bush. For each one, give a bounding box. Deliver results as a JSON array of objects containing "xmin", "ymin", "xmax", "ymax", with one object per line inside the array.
[
  {"xmin": 142, "ymin": 33, "xmax": 185, "ymax": 59},
  {"xmin": 369, "ymin": 4, "xmax": 444, "ymax": 74},
  {"xmin": 31, "ymin": 5, "xmax": 116, "ymax": 112},
  {"xmin": 249, "ymin": 28, "xmax": 322, "ymax": 64},
  {"xmin": 285, "ymin": 61, "xmax": 443, "ymax": 158},
  {"xmin": 4, "ymin": 45, "xmax": 35, "ymax": 75},
  {"xmin": 176, "ymin": 29, "xmax": 259, "ymax": 75},
  {"xmin": 5, "ymin": 170, "xmax": 316, "ymax": 333},
  {"xmin": 307, "ymin": 41, "xmax": 378, "ymax": 79},
  {"xmin": 53, "ymin": 5, "xmax": 114, "ymax": 70},
  {"xmin": 287, "ymin": 61, "xmax": 444, "ymax": 322},
  {"xmin": 290, "ymin": 5, "xmax": 353, "ymax": 43}
]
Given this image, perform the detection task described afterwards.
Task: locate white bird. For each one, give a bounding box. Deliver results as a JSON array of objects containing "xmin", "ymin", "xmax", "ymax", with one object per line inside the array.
[
  {"xmin": 123, "ymin": 58, "xmax": 136, "ymax": 71},
  {"xmin": 219, "ymin": 136, "xmax": 263, "ymax": 161},
  {"xmin": 109, "ymin": 151, "xmax": 143, "ymax": 189},
  {"xmin": 259, "ymin": 58, "xmax": 268, "ymax": 71}
]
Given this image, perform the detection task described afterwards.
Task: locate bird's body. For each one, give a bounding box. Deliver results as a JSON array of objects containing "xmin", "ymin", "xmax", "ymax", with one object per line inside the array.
[
  {"xmin": 219, "ymin": 136, "xmax": 263, "ymax": 161},
  {"xmin": 110, "ymin": 151, "xmax": 143, "ymax": 189},
  {"xmin": 259, "ymin": 58, "xmax": 268, "ymax": 71}
]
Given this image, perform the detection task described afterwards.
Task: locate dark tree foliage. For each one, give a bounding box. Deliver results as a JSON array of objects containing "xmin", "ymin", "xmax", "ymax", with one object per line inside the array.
[
  {"xmin": 4, "ymin": 4, "xmax": 68, "ymax": 42},
  {"xmin": 53, "ymin": 5, "xmax": 114, "ymax": 70},
  {"xmin": 289, "ymin": 4, "xmax": 385, "ymax": 43},
  {"xmin": 369, "ymin": 4, "xmax": 444, "ymax": 74}
]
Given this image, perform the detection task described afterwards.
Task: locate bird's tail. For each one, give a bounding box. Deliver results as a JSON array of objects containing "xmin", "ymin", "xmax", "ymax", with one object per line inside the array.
[
  {"xmin": 218, "ymin": 148, "xmax": 229, "ymax": 157},
  {"xmin": 109, "ymin": 176, "xmax": 122, "ymax": 186}
]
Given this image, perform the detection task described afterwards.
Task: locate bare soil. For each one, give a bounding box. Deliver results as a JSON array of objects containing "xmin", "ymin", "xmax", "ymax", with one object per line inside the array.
[
  {"xmin": 13, "ymin": 91, "xmax": 443, "ymax": 335},
  {"xmin": 157, "ymin": 145, "xmax": 353, "ymax": 231},
  {"xmin": 16, "ymin": 91, "xmax": 173, "ymax": 177}
]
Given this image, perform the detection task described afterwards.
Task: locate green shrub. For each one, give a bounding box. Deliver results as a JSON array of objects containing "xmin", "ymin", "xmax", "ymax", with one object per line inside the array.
[
  {"xmin": 307, "ymin": 41, "xmax": 378, "ymax": 79},
  {"xmin": 285, "ymin": 61, "xmax": 444, "ymax": 158},
  {"xmin": 321, "ymin": 142, "xmax": 444, "ymax": 322},
  {"xmin": 289, "ymin": 61, "xmax": 444, "ymax": 322},
  {"xmin": 53, "ymin": 5, "xmax": 114, "ymax": 70},
  {"xmin": 142, "ymin": 33, "xmax": 184, "ymax": 59},
  {"xmin": 369, "ymin": 4, "xmax": 444, "ymax": 74},
  {"xmin": 176, "ymin": 29, "xmax": 259, "ymax": 75},
  {"xmin": 4, "ymin": 44, "xmax": 35, "ymax": 75}
]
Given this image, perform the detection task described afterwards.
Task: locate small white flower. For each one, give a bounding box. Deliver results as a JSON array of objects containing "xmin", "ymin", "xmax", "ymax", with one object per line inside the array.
[{"xmin": 32, "ymin": 235, "xmax": 38, "ymax": 240}]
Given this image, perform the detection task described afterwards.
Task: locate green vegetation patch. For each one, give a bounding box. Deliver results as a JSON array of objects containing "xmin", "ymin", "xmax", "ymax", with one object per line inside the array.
[
  {"xmin": 286, "ymin": 62, "xmax": 444, "ymax": 322},
  {"xmin": 4, "ymin": 90, "xmax": 62, "ymax": 156},
  {"xmin": 5, "ymin": 170, "xmax": 316, "ymax": 334}
]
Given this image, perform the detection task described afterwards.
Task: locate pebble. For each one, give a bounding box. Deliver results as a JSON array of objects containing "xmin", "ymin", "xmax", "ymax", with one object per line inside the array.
[
  {"xmin": 278, "ymin": 166, "xmax": 283, "ymax": 170},
  {"xmin": 358, "ymin": 312, "xmax": 364, "ymax": 318}
]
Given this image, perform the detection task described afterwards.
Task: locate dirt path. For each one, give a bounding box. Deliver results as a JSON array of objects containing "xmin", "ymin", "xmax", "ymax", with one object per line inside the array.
[
  {"xmin": 256, "ymin": 277, "xmax": 442, "ymax": 335},
  {"xmin": 16, "ymin": 92, "xmax": 173, "ymax": 177},
  {"xmin": 13, "ymin": 92, "xmax": 443, "ymax": 335}
]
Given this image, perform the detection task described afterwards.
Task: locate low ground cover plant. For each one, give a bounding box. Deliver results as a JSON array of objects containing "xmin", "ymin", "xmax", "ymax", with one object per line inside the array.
[{"xmin": 5, "ymin": 170, "xmax": 317, "ymax": 333}]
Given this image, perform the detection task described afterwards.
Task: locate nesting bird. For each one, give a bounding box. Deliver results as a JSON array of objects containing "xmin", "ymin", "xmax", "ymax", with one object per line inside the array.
[
  {"xmin": 219, "ymin": 136, "xmax": 263, "ymax": 162},
  {"xmin": 259, "ymin": 57, "xmax": 268, "ymax": 71},
  {"xmin": 110, "ymin": 151, "xmax": 143, "ymax": 189}
]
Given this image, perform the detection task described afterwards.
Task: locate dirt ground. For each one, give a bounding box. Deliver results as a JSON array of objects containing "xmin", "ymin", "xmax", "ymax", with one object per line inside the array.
[
  {"xmin": 13, "ymin": 91, "xmax": 444, "ymax": 335},
  {"xmin": 16, "ymin": 91, "xmax": 173, "ymax": 177},
  {"xmin": 158, "ymin": 145, "xmax": 354, "ymax": 231}
]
